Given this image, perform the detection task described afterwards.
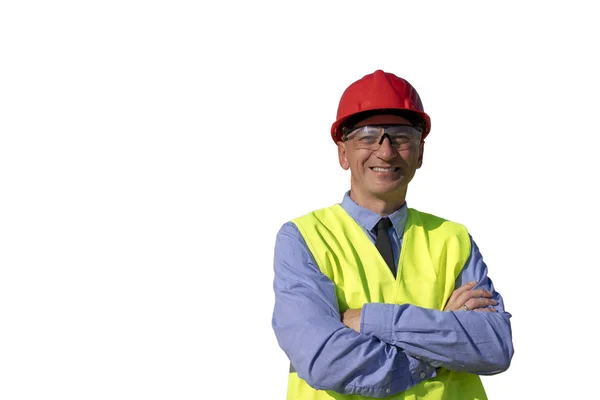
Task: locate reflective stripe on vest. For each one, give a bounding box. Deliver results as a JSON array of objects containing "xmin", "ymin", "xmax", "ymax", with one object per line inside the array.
[{"xmin": 287, "ymin": 204, "xmax": 487, "ymax": 400}]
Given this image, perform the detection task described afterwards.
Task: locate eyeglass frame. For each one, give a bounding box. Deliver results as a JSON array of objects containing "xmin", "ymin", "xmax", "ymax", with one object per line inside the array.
[{"xmin": 341, "ymin": 124, "xmax": 423, "ymax": 151}]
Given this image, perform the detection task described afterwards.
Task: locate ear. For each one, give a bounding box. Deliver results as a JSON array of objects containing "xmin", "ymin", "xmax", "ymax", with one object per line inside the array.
[
  {"xmin": 417, "ymin": 141, "xmax": 425, "ymax": 169},
  {"xmin": 337, "ymin": 141, "xmax": 350, "ymax": 170}
]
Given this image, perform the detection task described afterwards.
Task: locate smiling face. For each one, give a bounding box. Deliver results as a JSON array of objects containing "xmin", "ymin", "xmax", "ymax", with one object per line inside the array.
[{"xmin": 337, "ymin": 113, "xmax": 424, "ymax": 214}]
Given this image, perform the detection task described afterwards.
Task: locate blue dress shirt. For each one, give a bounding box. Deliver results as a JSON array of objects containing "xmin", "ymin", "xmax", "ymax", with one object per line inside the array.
[{"xmin": 272, "ymin": 192, "xmax": 513, "ymax": 398}]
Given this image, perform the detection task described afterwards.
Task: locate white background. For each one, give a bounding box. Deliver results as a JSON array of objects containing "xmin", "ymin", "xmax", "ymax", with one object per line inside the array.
[{"xmin": 1, "ymin": 1, "xmax": 598, "ymax": 399}]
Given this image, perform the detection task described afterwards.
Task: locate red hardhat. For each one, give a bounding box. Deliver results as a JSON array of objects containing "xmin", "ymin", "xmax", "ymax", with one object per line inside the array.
[{"xmin": 330, "ymin": 70, "xmax": 431, "ymax": 143}]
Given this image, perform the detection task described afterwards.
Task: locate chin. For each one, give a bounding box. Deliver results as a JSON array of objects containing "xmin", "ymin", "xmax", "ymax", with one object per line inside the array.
[
  {"xmin": 372, "ymin": 178, "xmax": 405, "ymax": 190},
  {"xmin": 369, "ymin": 185, "xmax": 404, "ymax": 198}
]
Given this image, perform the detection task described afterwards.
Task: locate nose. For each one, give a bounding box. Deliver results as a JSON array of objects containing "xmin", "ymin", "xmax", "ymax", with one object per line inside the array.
[{"xmin": 375, "ymin": 133, "xmax": 395, "ymax": 158}]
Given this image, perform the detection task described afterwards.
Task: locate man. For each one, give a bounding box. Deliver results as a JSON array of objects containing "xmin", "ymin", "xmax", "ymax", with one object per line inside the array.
[{"xmin": 272, "ymin": 70, "xmax": 513, "ymax": 399}]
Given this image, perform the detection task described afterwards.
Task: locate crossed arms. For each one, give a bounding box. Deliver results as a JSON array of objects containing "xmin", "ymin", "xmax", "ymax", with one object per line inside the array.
[{"xmin": 272, "ymin": 222, "xmax": 513, "ymax": 398}]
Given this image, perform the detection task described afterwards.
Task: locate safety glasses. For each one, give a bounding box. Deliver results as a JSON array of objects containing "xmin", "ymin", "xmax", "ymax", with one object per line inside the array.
[{"xmin": 342, "ymin": 124, "xmax": 422, "ymax": 151}]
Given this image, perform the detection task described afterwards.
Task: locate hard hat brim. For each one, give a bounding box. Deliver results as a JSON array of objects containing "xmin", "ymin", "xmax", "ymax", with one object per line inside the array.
[{"xmin": 331, "ymin": 108, "xmax": 431, "ymax": 143}]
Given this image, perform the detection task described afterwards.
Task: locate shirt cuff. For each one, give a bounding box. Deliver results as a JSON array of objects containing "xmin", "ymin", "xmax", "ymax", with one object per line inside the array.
[
  {"xmin": 409, "ymin": 355, "xmax": 438, "ymax": 383},
  {"xmin": 360, "ymin": 302, "xmax": 397, "ymax": 342},
  {"xmin": 360, "ymin": 303, "xmax": 438, "ymax": 388}
]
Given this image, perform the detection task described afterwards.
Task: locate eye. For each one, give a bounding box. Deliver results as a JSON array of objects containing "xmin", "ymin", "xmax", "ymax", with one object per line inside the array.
[
  {"xmin": 354, "ymin": 128, "xmax": 380, "ymax": 142},
  {"xmin": 357, "ymin": 135, "xmax": 378, "ymax": 144},
  {"xmin": 393, "ymin": 134, "xmax": 412, "ymax": 143}
]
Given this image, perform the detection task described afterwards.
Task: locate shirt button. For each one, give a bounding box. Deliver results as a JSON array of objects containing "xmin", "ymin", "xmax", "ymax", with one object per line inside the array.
[
  {"xmin": 420, "ymin": 372, "xmax": 426, "ymax": 379},
  {"xmin": 386, "ymin": 388, "xmax": 391, "ymax": 394}
]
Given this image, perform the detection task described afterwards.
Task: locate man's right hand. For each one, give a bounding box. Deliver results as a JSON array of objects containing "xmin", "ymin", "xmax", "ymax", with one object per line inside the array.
[{"xmin": 444, "ymin": 281, "xmax": 498, "ymax": 312}]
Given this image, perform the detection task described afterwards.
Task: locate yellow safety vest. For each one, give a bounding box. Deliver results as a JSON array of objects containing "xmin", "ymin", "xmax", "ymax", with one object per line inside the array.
[{"xmin": 288, "ymin": 204, "xmax": 487, "ymax": 400}]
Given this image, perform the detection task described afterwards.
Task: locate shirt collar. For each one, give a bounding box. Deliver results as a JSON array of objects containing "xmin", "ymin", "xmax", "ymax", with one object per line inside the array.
[{"xmin": 340, "ymin": 191, "xmax": 409, "ymax": 236}]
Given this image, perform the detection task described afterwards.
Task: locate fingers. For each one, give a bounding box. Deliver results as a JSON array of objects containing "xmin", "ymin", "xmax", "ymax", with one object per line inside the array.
[
  {"xmin": 464, "ymin": 296, "xmax": 498, "ymax": 310},
  {"xmin": 444, "ymin": 281, "xmax": 499, "ymax": 312},
  {"xmin": 449, "ymin": 281, "xmax": 477, "ymax": 302},
  {"xmin": 455, "ymin": 288, "xmax": 493, "ymax": 310},
  {"xmin": 444, "ymin": 281, "xmax": 477, "ymax": 311},
  {"xmin": 341, "ymin": 309, "xmax": 362, "ymax": 332},
  {"xmin": 474, "ymin": 307, "xmax": 498, "ymax": 313}
]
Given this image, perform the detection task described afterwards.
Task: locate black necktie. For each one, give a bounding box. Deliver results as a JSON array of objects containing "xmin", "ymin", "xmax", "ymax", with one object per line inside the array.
[{"xmin": 375, "ymin": 217, "xmax": 396, "ymax": 277}]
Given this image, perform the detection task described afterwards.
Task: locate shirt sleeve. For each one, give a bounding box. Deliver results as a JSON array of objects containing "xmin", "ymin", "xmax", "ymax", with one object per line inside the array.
[
  {"xmin": 272, "ymin": 222, "xmax": 436, "ymax": 398},
  {"xmin": 360, "ymin": 236, "xmax": 514, "ymax": 375}
]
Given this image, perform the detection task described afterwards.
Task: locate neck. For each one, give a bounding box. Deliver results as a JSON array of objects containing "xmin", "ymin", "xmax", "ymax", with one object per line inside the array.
[{"xmin": 349, "ymin": 187, "xmax": 407, "ymax": 216}]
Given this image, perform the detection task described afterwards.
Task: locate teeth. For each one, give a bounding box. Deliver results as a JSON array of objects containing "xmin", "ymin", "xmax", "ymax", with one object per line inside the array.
[{"xmin": 372, "ymin": 167, "xmax": 396, "ymax": 172}]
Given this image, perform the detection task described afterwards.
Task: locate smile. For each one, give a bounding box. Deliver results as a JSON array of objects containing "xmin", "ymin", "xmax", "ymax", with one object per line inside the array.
[{"xmin": 370, "ymin": 167, "xmax": 399, "ymax": 172}]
